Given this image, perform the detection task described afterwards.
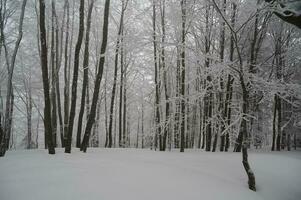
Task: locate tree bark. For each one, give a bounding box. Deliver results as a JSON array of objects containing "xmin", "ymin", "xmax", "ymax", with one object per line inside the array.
[
  {"xmin": 65, "ymin": 0, "xmax": 85, "ymax": 153},
  {"xmin": 160, "ymin": 0, "xmax": 169, "ymax": 151},
  {"xmin": 152, "ymin": 0, "xmax": 161, "ymax": 151},
  {"xmin": 179, "ymin": 0, "xmax": 186, "ymax": 153},
  {"xmin": 63, "ymin": 0, "xmax": 70, "ymax": 148},
  {"xmin": 108, "ymin": 0, "xmax": 127, "ymax": 148},
  {"xmin": 76, "ymin": 0, "xmax": 94, "ymax": 148},
  {"xmin": 81, "ymin": 0, "xmax": 111, "ymax": 152},
  {"xmin": 38, "ymin": 0, "xmax": 55, "ymax": 155}
]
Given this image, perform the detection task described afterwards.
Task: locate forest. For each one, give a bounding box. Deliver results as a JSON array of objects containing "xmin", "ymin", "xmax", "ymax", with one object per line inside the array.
[{"xmin": 0, "ymin": 0, "xmax": 301, "ymax": 200}]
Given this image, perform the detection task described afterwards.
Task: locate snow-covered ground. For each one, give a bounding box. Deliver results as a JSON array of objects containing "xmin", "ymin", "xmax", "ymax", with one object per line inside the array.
[{"xmin": 0, "ymin": 148, "xmax": 300, "ymax": 200}]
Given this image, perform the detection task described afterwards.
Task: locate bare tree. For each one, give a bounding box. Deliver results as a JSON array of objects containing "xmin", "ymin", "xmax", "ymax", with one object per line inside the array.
[
  {"xmin": 212, "ymin": 0, "xmax": 256, "ymax": 191},
  {"xmin": 81, "ymin": 0, "xmax": 111, "ymax": 152},
  {"xmin": 38, "ymin": 0, "xmax": 55, "ymax": 155},
  {"xmin": 107, "ymin": 0, "xmax": 128, "ymax": 148},
  {"xmin": 76, "ymin": 0, "xmax": 94, "ymax": 148},
  {"xmin": 0, "ymin": 0, "xmax": 28, "ymax": 156},
  {"xmin": 65, "ymin": 0, "xmax": 85, "ymax": 153},
  {"xmin": 179, "ymin": 0, "xmax": 186, "ymax": 153}
]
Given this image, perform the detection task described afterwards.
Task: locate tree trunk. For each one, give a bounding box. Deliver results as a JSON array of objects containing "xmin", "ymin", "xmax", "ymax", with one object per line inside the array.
[
  {"xmin": 108, "ymin": 0, "xmax": 126, "ymax": 148},
  {"xmin": 141, "ymin": 101, "xmax": 145, "ymax": 149},
  {"xmin": 160, "ymin": 0, "xmax": 169, "ymax": 151},
  {"xmin": 179, "ymin": 0, "xmax": 186, "ymax": 153},
  {"xmin": 51, "ymin": 0, "xmax": 57, "ymax": 147},
  {"xmin": 81, "ymin": 0, "xmax": 111, "ymax": 152},
  {"xmin": 240, "ymin": 75, "xmax": 256, "ymax": 191},
  {"xmin": 123, "ymin": 63, "xmax": 127, "ymax": 147},
  {"xmin": 63, "ymin": 0, "xmax": 70, "ymax": 148},
  {"xmin": 65, "ymin": 0, "xmax": 85, "ymax": 153},
  {"xmin": 76, "ymin": 0, "xmax": 94, "ymax": 148},
  {"xmin": 26, "ymin": 85, "xmax": 33, "ymax": 149},
  {"xmin": 204, "ymin": 4, "xmax": 212, "ymax": 152},
  {"xmin": 38, "ymin": 0, "xmax": 55, "ymax": 155},
  {"xmin": 152, "ymin": 0, "xmax": 161, "ymax": 151}
]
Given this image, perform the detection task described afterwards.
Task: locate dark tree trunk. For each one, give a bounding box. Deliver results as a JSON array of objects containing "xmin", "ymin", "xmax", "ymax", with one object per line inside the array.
[
  {"xmin": 55, "ymin": 1, "xmax": 65, "ymax": 148},
  {"xmin": 179, "ymin": 0, "xmax": 186, "ymax": 153},
  {"xmin": 223, "ymin": 2, "xmax": 236, "ymax": 152},
  {"xmin": 160, "ymin": 0, "xmax": 169, "ymax": 151},
  {"xmin": 240, "ymin": 74, "xmax": 256, "ymax": 191},
  {"xmin": 108, "ymin": 0, "xmax": 126, "ymax": 148},
  {"xmin": 65, "ymin": 0, "xmax": 85, "ymax": 153},
  {"xmin": 63, "ymin": 0, "xmax": 70, "ymax": 148},
  {"xmin": 51, "ymin": 0, "xmax": 57, "ymax": 147},
  {"xmin": 204, "ymin": 4, "xmax": 212, "ymax": 152},
  {"xmin": 76, "ymin": 0, "xmax": 94, "ymax": 148},
  {"xmin": 81, "ymin": 0, "xmax": 111, "ymax": 152},
  {"xmin": 174, "ymin": 47, "xmax": 181, "ymax": 149},
  {"xmin": 123, "ymin": 63, "xmax": 127, "ymax": 147},
  {"xmin": 136, "ymin": 115, "xmax": 140, "ymax": 148},
  {"xmin": 141, "ymin": 102, "xmax": 145, "ymax": 149},
  {"xmin": 272, "ymin": 95, "xmax": 277, "ymax": 151},
  {"xmin": 152, "ymin": 0, "xmax": 161, "ymax": 151},
  {"xmin": 38, "ymin": 0, "xmax": 55, "ymax": 155},
  {"xmin": 26, "ymin": 86, "xmax": 33, "ymax": 149},
  {"xmin": 218, "ymin": 0, "xmax": 227, "ymax": 152},
  {"xmin": 119, "ymin": 24, "xmax": 125, "ymax": 148}
]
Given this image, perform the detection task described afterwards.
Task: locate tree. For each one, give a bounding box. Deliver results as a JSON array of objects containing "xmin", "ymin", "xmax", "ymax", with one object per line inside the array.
[
  {"xmin": 81, "ymin": 0, "xmax": 111, "ymax": 153},
  {"xmin": 63, "ymin": 0, "xmax": 71, "ymax": 148},
  {"xmin": 179, "ymin": 0, "xmax": 186, "ymax": 153},
  {"xmin": 65, "ymin": 0, "xmax": 85, "ymax": 153},
  {"xmin": 38, "ymin": 0, "xmax": 55, "ymax": 155},
  {"xmin": 159, "ymin": 0, "xmax": 170, "ymax": 151},
  {"xmin": 152, "ymin": 0, "xmax": 161, "ymax": 151},
  {"xmin": 50, "ymin": 0, "xmax": 57, "ymax": 147},
  {"xmin": 76, "ymin": 0, "xmax": 94, "ymax": 148},
  {"xmin": 0, "ymin": 0, "xmax": 28, "ymax": 156},
  {"xmin": 107, "ymin": 0, "xmax": 128, "ymax": 148},
  {"xmin": 212, "ymin": 0, "xmax": 256, "ymax": 191}
]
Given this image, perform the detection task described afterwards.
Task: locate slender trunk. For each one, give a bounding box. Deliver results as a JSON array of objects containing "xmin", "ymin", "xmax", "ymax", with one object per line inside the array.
[
  {"xmin": 219, "ymin": 0, "xmax": 227, "ymax": 152},
  {"xmin": 108, "ymin": 1, "xmax": 126, "ymax": 148},
  {"xmin": 179, "ymin": 0, "xmax": 186, "ymax": 153},
  {"xmin": 51, "ymin": 0, "xmax": 57, "ymax": 147},
  {"xmin": 119, "ymin": 27, "xmax": 125, "ymax": 148},
  {"xmin": 38, "ymin": 0, "xmax": 55, "ymax": 155},
  {"xmin": 136, "ymin": 114, "xmax": 140, "ymax": 148},
  {"xmin": 240, "ymin": 74, "xmax": 256, "ymax": 191},
  {"xmin": 63, "ymin": 0, "xmax": 70, "ymax": 148},
  {"xmin": 27, "ymin": 86, "xmax": 33, "ymax": 149},
  {"xmin": 104, "ymin": 62, "xmax": 109, "ymax": 147},
  {"xmin": 36, "ymin": 110, "xmax": 40, "ymax": 148},
  {"xmin": 141, "ymin": 101, "xmax": 145, "ymax": 149},
  {"xmin": 160, "ymin": 0, "xmax": 169, "ymax": 151},
  {"xmin": 271, "ymin": 95, "xmax": 277, "ymax": 151},
  {"xmin": 65, "ymin": 0, "xmax": 85, "ymax": 153},
  {"xmin": 152, "ymin": 0, "xmax": 161, "ymax": 151},
  {"xmin": 123, "ymin": 66, "xmax": 127, "ymax": 147},
  {"xmin": 204, "ymin": 4, "xmax": 212, "ymax": 152},
  {"xmin": 54, "ymin": 1, "xmax": 64, "ymax": 148},
  {"xmin": 174, "ymin": 47, "xmax": 181, "ymax": 148},
  {"xmin": 76, "ymin": 0, "xmax": 94, "ymax": 148},
  {"xmin": 81, "ymin": 0, "xmax": 111, "ymax": 152}
]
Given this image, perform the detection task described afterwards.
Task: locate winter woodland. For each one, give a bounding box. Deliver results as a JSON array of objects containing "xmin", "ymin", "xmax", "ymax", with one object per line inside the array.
[{"xmin": 0, "ymin": 0, "xmax": 301, "ymax": 199}]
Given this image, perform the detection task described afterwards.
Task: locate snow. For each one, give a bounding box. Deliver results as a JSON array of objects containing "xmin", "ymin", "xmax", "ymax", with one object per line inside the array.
[{"xmin": 0, "ymin": 149, "xmax": 301, "ymax": 200}]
